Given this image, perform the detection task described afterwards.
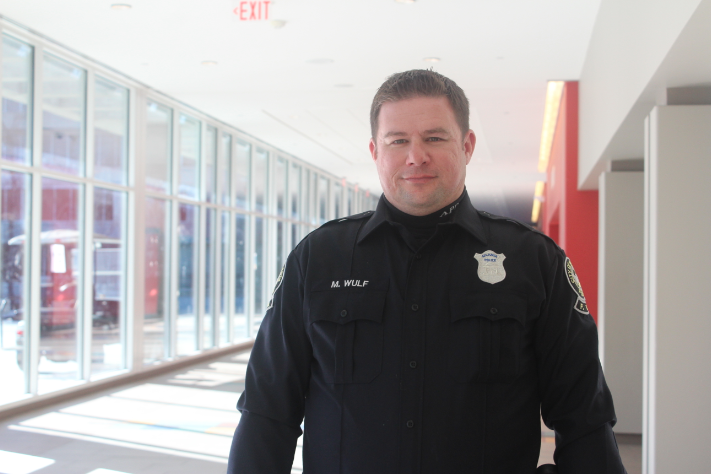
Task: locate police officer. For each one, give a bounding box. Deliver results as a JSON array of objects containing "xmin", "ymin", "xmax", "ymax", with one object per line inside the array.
[{"xmin": 227, "ymin": 70, "xmax": 627, "ymax": 473}]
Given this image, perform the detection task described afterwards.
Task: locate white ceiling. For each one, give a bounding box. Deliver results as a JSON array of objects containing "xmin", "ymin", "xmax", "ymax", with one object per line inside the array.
[{"xmin": 0, "ymin": 0, "xmax": 602, "ymax": 222}]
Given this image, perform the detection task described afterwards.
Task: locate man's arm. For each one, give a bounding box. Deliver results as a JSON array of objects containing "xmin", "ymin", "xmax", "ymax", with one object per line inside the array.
[
  {"xmin": 536, "ymin": 250, "xmax": 627, "ymax": 474},
  {"xmin": 227, "ymin": 250, "xmax": 311, "ymax": 473}
]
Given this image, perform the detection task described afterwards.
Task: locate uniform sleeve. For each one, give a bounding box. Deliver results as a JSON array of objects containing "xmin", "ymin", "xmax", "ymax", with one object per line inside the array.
[
  {"xmin": 536, "ymin": 250, "xmax": 627, "ymax": 474},
  {"xmin": 227, "ymin": 250, "xmax": 311, "ymax": 474}
]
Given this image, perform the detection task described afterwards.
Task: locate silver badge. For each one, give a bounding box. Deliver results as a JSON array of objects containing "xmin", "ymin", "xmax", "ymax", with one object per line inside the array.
[{"xmin": 474, "ymin": 251, "xmax": 506, "ymax": 284}]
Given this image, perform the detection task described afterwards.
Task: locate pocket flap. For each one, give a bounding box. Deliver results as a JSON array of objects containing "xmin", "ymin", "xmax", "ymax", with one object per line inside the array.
[
  {"xmin": 309, "ymin": 282, "xmax": 388, "ymax": 325},
  {"xmin": 449, "ymin": 292, "xmax": 527, "ymax": 325}
]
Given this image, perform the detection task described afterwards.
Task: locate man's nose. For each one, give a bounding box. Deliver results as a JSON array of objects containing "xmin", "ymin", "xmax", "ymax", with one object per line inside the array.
[{"xmin": 406, "ymin": 141, "xmax": 429, "ymax": 166}]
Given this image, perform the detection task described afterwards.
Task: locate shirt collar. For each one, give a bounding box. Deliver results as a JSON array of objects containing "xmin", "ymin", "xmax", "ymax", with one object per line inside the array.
[{"xmin": 357, "ymin": 189, "xmax": 488, "ymax": 245}]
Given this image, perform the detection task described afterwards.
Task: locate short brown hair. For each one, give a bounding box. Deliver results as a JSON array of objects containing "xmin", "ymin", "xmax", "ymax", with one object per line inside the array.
[{"xmin": 370, "ymin": 69, "xmax": 470, "ymax": 140}]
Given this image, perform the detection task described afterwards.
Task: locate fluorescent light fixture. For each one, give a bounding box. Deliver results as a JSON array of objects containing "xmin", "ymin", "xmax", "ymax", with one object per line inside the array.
[
  {"xmin": 201, "ymin": 60, "xmax": 218, "ymax": 66},
  {"xmin": 531, "ymin": 181, "xmax": 546, "ymax": 223},
  {"xmin": 395, "ymin": 0, "xmax": 416, "ymax": 3},
  {"xmin": 537, "ymin": 81, "xmax": 565, "ymax": 173},
  {"xmin": 306, "ymin": 58, "xmax": 334, "ymax": 65},
  {"xmin": 334, "ymin": 84, "xmax": 353, "ymax": 88},
  {"xmin": 110, "ymin": 4, "xmax": 132, "ymax": 10},
  {"xmin": 423, "ymin": 57, "xmax": 440, "ymax": 63}
]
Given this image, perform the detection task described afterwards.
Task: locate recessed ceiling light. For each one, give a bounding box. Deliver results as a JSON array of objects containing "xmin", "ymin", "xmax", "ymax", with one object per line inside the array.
[
  {"xmin": 201, "ymin": 60, "xmax": 218, "ymax": 66},
  {"xmin": 335, "ymin": 84, "xmax": 353, "ymax": 88},
  {"xmin": 270, "ymin": 20, "xmax": 287, "ymax": 29},
  {"xmin": 423, "ymin": 57, "xmax": 440, "ymax": 63},
  {"xmin": 110, "ymin": 3, "xmax": 132, "ymax": 10},
  {"xmin": 395, "ymin": 0, "xmax": 416, "ymax": 3},
  {"xmin": 306, "ymin": 58, "xmax": 334, "ymax": 65}
]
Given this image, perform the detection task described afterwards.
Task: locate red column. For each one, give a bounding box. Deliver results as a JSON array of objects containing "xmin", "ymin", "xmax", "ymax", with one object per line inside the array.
[{"xmin": 541, "ymin": 82, "xmax": 599, "ymax": 322}]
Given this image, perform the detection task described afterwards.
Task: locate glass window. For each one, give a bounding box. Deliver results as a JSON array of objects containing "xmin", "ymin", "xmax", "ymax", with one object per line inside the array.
[
  {"xmin": 220, "ymin": 133, "xmax": 231, "ymax": 206},
  {"xmin": 318, "ymin": 175, "xmax": 329, "ymax": 225},
  {"xmin": 219, "ymin": 211, "xmax": 229, "ymax": 345},
  {"xmin": 253, "ymin": 148, "xmax": 268, "ymax": 214},
  {"xmin": 275, "ymin": 157, "xmax": 286, "ymax": 217},
  {"xmin": 234, "ymin": 214, "xmax": 247, "ymax": 340},
  {"xmin": 205, "ymin": 125, "xmax": 217, "ymax": 203},
  {"xmin": 93, "ymin": 77, "xmax": 128, "ymax": 185},
  {"xmin": 1, "ymin": 170, "xmax": 30, "ymax": 404},
  {"xmin": 178, "ymin": 115, "xmax": 200, "ymax": 200},
  {"xmin": 42, "ymin": 54, "xmax": 86, "ymax": 176},
  {"xmin": 290, "ymin": 163, "xmax": 301, "ymax": 221},
  {"xmin": 290, "ymin": 163, "xmax": 301, "ymax": 250},
  {"xmin": 252, "ymin": 216, "xmax": 265, "ymax": 335},
  {"xmin": 177, "ymin": 203, "xmax": 198, "ymax": 355},
  {"xmin": 38, "ymin": 178, "xmax": 82, "ymax": 394},
  {"xmin": 91, "ymin": 187, "xmax": 126, "ymax": 377},
  {"xmin": 145, "ymin": 101, "xmax": 172, "ymax": 193},
  {"xmin": 203, "ymin": 208, "xmax": 216, "ymax": 349},
  {"xmin": 302, "ymin": 169, "xmax": 311, "ymax": 225},
  {"xmin": 144, "ymin": 197, "xmax": 170, "ymax": 365},
  {"xmin": 311, "ymin": 172, "xmax": 318, "ymax": 225},
  {"xmin": 2, "ymin": 35, "xmax": 33, "ymax": 164},
  {"xmin": 234, "ymin": 140, "xmax": 250, "ymax": 210},
  {"xmin": 276, "ymin": 220, "xmax": 285, "ymax": 277},
  {"xmin": 333, "ymin": 182, "xmax": 342, "ymax": 219}
]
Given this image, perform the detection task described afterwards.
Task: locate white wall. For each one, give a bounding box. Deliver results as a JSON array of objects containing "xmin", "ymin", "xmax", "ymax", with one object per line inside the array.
[
  {"xmin": 578, "ymin": 0, "xmax": 705, "ymax": 188},
  {"xmin": 598, "ymin": 171, "xmax": 643, "ymax": 434},
  {"xmin": 643, "ymin": 105, "xmax": 711, "ymax": 473}
]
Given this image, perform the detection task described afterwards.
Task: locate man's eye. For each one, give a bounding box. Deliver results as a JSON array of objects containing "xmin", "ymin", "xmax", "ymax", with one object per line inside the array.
[
  {"xmin": 426, "ymin": 137, "xmax": 444, "ymax": 142},
  {"xmin": 391, "ymin": 139, "xmax": 407, "ymax": 145}
]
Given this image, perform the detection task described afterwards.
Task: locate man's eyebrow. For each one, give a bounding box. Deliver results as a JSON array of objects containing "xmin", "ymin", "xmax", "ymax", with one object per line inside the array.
[
  {"xmin": 382, "ymin": 131, "xmax": 408, "ymax": 139},
  {"xmin": 423, "ymin": 127, "xmax": 450, "ymax": 135}
]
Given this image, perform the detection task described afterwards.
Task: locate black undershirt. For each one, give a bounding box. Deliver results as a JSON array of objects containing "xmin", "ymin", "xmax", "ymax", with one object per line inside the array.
[{"xmin": 383, "ymin": 191, "xmax": 467, "ymax": 249}]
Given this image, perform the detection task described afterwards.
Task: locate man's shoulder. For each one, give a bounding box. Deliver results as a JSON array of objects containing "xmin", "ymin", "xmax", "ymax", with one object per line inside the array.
[
  {"xmin": 300, "ymin": 211, "xmax": 374, "ymax": 243},
  {"xmin": 476, "ymin": 210, "xmax": 561, "ymax": 252}
]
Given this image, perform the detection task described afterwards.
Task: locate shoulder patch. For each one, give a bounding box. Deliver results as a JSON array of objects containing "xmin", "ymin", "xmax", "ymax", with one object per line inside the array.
[
  {"xmin": 565, "ymin": 257, "xmax": 589, "ymax": 315},
  {"xmin": 266, "ymin": 264, "xmax": 285, "ymax": 310}
]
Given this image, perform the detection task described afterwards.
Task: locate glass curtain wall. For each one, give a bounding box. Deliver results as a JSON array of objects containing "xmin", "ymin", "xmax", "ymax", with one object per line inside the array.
[
  {"xmin": 0, "ymin": 170, "xmax": 30, "ymax": 404},
  {"xmin": 144, "ymin": 197, "xmax": 170, "ymax": 364},
  {"xmin": 2, "ymin": 35, "xmax": 33, "ymax": 164},
  {"xmin": 251, "ymin": 148, "xmax": 268, "ymax": 334},
  {"xmin": 0, "ymin": 27, "xmax": 378, "ymax": 408}
]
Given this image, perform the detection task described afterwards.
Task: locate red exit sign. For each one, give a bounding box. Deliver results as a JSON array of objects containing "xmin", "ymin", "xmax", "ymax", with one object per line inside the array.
[{"xmin": 234, "ymin": 1, "xmax": 271, "ymax": 21}]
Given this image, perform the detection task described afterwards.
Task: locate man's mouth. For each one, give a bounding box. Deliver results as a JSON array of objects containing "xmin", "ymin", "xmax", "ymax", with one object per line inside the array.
[{"xmin": 403, "ymin": 175, "xmax": 436, "ymax": 184}]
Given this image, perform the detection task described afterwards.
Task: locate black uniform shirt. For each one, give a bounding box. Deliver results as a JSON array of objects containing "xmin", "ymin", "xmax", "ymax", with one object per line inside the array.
[{"xmin": 228, "ymin": 191, "xmax": 627, "ymax": 474}]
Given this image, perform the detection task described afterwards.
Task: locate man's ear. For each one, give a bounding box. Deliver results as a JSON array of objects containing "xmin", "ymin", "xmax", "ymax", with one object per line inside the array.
[
  {"xmin": 369, "ymin": 139, "xmax": 377, "ymax": 162},
  {"xmin": 463, "ymin": 130, "xmax": 476, "ymax": 165}
]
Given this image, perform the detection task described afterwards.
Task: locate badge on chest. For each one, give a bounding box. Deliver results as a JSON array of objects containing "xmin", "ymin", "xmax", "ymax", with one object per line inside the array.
[{"xmin": 474, "ymin": 250, "xmax": 507, "ymax": 284}]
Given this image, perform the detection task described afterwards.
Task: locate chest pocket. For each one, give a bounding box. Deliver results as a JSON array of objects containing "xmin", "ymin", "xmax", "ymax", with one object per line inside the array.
[
  {"xmin": 447, "ymin": 291, "xmax": 527, "ymax": 383},
  {"xmin": 308, "ymin": 282, "xmax": 388, "ymax": 384}
]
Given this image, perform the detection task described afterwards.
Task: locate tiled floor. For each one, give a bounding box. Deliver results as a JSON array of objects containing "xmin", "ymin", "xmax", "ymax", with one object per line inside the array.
[{"xmin": 0, "ymin": 349, "xmax": 641, "ymax": 474}]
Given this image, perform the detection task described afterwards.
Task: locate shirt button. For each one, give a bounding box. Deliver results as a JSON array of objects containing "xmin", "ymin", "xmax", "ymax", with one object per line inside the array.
[
  {"xmin": 406, "ymin": 420, "xmax": 414, "ymax": 428},
  {"xmin": 490, "ymin": 307, "xmax": 498, "ymax": 315},
  {"xmin": 340, "ymin": 309, "xmax": 348, "ymax": 317},
  {"xmin": 411, "ymin": 304, "xmax": 419, "ymax": 311},
  {"xmin": 415, "ymin": 254, "xmax": 422, "ymax": 260},
  {"xmin": 409, "ymin": 361, "xmax": 417, "ymax": 369}
]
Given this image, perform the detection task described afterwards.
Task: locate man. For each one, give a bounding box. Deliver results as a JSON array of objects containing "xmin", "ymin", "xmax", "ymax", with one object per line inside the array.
[{"xmin": 227, "ymin": 70, "xmax": 627, "ymax": 473}]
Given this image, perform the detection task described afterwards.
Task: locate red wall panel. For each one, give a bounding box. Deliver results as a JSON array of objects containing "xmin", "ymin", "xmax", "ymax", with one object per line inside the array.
[{"xmin": 540, "ymin": 82, "xmax": 599, "ymax": 322}]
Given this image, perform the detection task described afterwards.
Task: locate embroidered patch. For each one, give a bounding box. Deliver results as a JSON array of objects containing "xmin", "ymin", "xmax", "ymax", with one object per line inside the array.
[
  {"xmin": 474, "ymin": 251, "xmax": 507, "ymax": 284},
  {"xmin": 565, "ymin": 257, "xmax": 589, "ymax": 314},
  {"xmin": 266, "ymin": 264, "xmax": 285, "ymax": 310}
]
